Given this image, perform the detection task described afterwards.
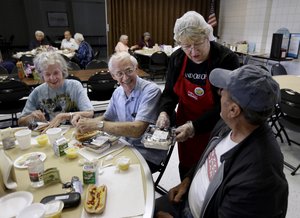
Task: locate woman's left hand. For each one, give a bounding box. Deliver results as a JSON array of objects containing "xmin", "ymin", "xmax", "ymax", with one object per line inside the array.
[{"xmin": 175, "ymin": 121, "xmax": 195, "ymax": 142}]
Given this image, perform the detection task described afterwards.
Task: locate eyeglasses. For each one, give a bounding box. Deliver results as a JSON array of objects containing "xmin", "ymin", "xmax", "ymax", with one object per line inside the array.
[
  {"xmin": 181, "ymin": 41, "xmax": 207, "ymax": 51},
  {"xmin": 114, "ymin": 68, "xmax": 135, "ymax": 78}
]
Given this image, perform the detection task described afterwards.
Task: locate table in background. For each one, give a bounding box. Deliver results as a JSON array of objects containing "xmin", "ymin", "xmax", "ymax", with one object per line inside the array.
[
  {"xmin": 134, "ymin": 49, "xmax": 172, "ymax": 57},
  {"xmin": 21, "ymin": 68, "xmax": 150, "ymax": 87},
  {"xmin": 4, "ymin": 128, "xmax": 154, "ymax": 218},
  {"xmin": 12, "ymin": 48, "xmax": 75, "ymax": 60},
  {"xmin": 273, "ymin": 75, "xmax": 300, "ymax": 93},
  {"xmin": 235, "ymin": 51, "xmax": 294, "ymax": 65}
]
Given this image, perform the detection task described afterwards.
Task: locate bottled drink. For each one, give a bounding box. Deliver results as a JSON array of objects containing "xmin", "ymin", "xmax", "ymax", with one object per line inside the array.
[
  {"xmin": 71, "ymin": 176, "xmax": 83, "ymax": 194},
  {"xmin": 16, "ymin": 61, "xmax": 25, "ymax": 79},
  {"xmin": 27, "ymin": 154, "xmax": 44, "ymax": 187}
]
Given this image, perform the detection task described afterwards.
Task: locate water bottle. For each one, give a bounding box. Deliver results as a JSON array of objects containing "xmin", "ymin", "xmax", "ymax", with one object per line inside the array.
[{"xmin": 27, "ymin": 154, "xmax": 44, "ymax": 187}]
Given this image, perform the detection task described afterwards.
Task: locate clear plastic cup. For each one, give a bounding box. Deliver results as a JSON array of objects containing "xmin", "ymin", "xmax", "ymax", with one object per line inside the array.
[{"xmin": 14, "ymin": 129, "xmax": 32, "ymax": 150}]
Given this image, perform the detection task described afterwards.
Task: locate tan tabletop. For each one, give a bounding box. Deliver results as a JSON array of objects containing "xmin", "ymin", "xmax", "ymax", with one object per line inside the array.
[
  {"xmin": 273, "ymin": 75, "xmax": 300, "ymax": 93},
  {"xmin": 4, "ymin": 128, "xmax": 154, "ymax": 217}
]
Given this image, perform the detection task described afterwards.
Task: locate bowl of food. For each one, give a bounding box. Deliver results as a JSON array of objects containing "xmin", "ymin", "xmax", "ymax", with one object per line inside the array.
[
  {"xmin": 116, "ymin": 156, "xmax": 130, "ymax": 171},
  {"xmin": 64, "ymin": 147, "xmax": 79, "ymax": 159},
  {"xmin": 44, "ymin": 200, "xmax": 64, "ymax": 218},
  {"xmin": 36, "ymin": 134, "xmax": 49, "ymax": 147}
]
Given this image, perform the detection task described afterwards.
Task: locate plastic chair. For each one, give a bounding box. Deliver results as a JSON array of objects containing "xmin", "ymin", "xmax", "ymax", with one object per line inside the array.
[
  {"xmin": 85, "ymin": 60, "xmax": 108, "ymax": 69},
  {"xmin": 276, "ymin": 89, "xmax": 300, "ymax": 175},
  {"xmin": 87, "ymin": 71, "xmax": 117, "ymax": 113},
  {"xmin": 67, "ymin": 61, "xmax": 81, "ymax": 71},
  {"xmin": 0, "ymin": 79, "xmax": 31, "ymax": 126},
  {"xmin": 60, "ymin": 54, "xmax": 70, "ymax": 63},
  {"xmin": 271, "ymin": 63, "xmax": 287, "ymax": 76},
  {"xmin": 148, "ymin": 51, "xmax": 168, "ymax": 80},
  {"xmin": 153, "ymin": 143, "xmax": 176, "ymax": 195},
  {"xmin": 0, "ymin": 65, "xmax": 8, "ymax": 75},
  {"xmin": 20, "ymin": 55, "xmax": 34, "ymax": 65},
  {"xmin": 66, "ymin": 74, "xmax": 82, "ymax": 85}
]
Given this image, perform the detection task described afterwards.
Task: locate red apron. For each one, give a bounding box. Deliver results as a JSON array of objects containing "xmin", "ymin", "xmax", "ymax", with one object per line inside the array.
[{"xmin": 174, "ymin": 55, "xmax": 215, "ymax": 168}]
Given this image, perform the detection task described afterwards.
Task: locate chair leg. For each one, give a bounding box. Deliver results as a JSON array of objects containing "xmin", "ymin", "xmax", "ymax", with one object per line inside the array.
[
  {"xmin": 155, "ymin": 185, "xmax": 168, "ymax": 195},
  {"xmin": 284, "ymin": 161, "xmax": 300, "ymax": 176}
]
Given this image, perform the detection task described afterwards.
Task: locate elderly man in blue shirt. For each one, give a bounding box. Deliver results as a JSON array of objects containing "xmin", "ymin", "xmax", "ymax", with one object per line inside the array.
[{"xmin": 73, "ymin": 51, "xmax": 166, "ymax": 172}]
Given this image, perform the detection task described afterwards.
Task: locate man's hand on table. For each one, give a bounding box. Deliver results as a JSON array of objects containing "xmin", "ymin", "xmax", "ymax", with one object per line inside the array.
[{"xmin": 75, "ymin": 117, "xmax": 99, "ymax": 133}]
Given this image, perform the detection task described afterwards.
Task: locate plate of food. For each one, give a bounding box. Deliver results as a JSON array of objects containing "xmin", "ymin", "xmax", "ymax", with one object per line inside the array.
[
  {"xmin": 82, "ymin": 132, "xmax": 120, "ymax": 154},
  {"xmin": 14, "ymin": 152, "xmax": 46, "ymax": 169},
  {"xmin": 84, "ymin": 185, "xmax": 107, "ymax": 214},
  {"xmin": 142, "ymin": 125, "xmax": 176, "ymax": 150}
]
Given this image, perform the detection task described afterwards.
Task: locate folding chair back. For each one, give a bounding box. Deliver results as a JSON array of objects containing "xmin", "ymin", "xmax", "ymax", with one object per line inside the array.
[
  {"xmin": 154, "ymin": 142, "xmax": 176, "ymax": 195},
  {"xmin": 277, "ymin": 89, "xmax": 300, "ymax": 175},
  {"xmin": 271, "ymin": 63, "xmax": 287, "ymax": 76},
  {"xmin": 87, "ymin": 71, "xmax": 117, "ymax": 101}
]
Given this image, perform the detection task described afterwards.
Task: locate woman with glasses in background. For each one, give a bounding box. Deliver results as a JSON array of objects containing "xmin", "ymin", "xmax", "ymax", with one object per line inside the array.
[
  {"xmin": 156, "ymin": 11, "xmax": 240, "ymax": 179},
  {"xmin": 73, "ymin": 51, "xmax": 166, "ymax": 173}
]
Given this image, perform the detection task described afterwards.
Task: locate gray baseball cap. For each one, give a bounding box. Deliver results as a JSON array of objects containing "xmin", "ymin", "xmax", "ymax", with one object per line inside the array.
[{"xmin": 209, "ymin": 65, "xmax": 280, "ymax": 111}]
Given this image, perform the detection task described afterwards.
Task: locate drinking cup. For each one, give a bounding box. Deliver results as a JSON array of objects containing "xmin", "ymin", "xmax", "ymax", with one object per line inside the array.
[
  {"xmin": 14, "ymin": 129, "xmax": 32, "ymax": 150},
  {"xmin": 46, "ymin": 128, "xmax": 62, "ymax": 145}
]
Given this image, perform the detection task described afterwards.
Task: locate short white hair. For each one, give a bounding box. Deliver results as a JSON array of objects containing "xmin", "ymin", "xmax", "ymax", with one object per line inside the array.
[
  {"xmin": 35, "ymin": 30, "xmax": 44, "ymax": 37},
  {"xmin": 74, "ymin": 33, "xmax": 84, "ymax": 42},
  {"xmin": 119, "ymin": 35, "xmax": 128, "ymax": 41},
  {"xmin": 108, "ymin": 51, "xmax": 138, "ymax": 73},
  {"xmin": 34, "ymin": 51, "xmax": 68, "ymax": 78},
  {"xmin": 173, "ymin": 11, "xmax": 215, "ymax": 42}
]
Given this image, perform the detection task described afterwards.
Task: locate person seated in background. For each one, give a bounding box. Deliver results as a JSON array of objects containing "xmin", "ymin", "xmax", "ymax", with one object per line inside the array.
[
  {"xmin": 115, "ymin": 35, "xmax": 138, "ymax": 53},
  {"xmin": 72, "ymin": 33, "xmax": 94, "ymax": 68},
  {"xmin": 155, "ymin": 65, "xmax": 288, "ymax": 218},
  {"xmin": 115, "ymin": 35, "xmax": 130, "ymax": 53},
  {"xmin": 60, "ymin": 30, "xmax": 78, "ymax": 51},
  {"xmin": 131, "ymin": 32, "xmax": 154, "ymax": 50},
  {"xmin": 73, "ymin": 51, "xmax": 166, "ymax": 173},
  {"xmin": 18, "ymin": 51, "xmax": 94, "ymax": 132},
  {"xmin": 29, "ymin": 30, "xmax": 50, "ymax": 50}
]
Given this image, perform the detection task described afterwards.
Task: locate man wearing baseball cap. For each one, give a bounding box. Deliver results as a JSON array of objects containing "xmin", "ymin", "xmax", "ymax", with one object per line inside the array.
[{"xmin": 155, "ymin": 65, "xmax": 288, "ymax": 218}]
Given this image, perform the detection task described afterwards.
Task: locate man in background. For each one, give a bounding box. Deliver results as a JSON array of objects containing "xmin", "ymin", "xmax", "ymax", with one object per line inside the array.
[{"xmin": 60, "ymin": 30, "xmax": 78, "ymax": 51}]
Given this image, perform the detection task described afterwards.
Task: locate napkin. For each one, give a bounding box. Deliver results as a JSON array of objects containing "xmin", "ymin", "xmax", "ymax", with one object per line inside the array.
[
  {"xmin": 0, "ymin": 149, "xmax": 17, "ymax": 196},
  {"xmin": 78, "ymin": 141, "xmax": 126, "ymax": 162}
]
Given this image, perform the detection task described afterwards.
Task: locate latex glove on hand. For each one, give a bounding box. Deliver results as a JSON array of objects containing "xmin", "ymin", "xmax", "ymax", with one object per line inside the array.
[
  {"xmin": 156, "ymin": 112, "xmax": 170, "ymax": 129},
  {"xmin": 175, "ymin": 121, "xmax": 195, "ymax": 142}
]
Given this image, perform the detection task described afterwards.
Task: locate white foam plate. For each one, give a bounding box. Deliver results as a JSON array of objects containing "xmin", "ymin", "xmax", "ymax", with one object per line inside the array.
[
  {"xmin": 0, "ymin": 191, "xmax": 33, "ymax": 218},
  {"xmin": 14, "ymin": 152, "xmax": 46, "ymax": 169},
  {"xmin": 16, "ymin": 203, "xmax": 46, "ymax": 218}
]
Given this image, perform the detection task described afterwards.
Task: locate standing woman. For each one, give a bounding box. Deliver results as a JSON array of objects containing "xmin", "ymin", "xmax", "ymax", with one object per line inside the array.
[
  {"xmin": 18, "ymin": 51, "xmax": 94, "ymax": 132},
  {"xmin": 156, "ymin": 11, "xmax": 240, "ymax": 179}
]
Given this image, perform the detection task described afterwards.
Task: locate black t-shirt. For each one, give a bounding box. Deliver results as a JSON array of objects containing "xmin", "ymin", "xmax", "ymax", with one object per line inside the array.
[{"xmin": 184, "ymin": 58, "xmax": 209, "ymax": 85}]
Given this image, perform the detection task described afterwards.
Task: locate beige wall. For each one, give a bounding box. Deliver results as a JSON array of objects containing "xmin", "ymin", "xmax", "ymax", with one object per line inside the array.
[{"xmin": 218, "ymin": 0, "xmax": 300, "ymax": 75}]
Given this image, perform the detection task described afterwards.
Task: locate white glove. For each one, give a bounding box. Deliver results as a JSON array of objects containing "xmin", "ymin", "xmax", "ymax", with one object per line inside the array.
[
  {"xmin": 156, "ymin": 112, "xmax": 170, "ymax": 129},
  {"xmin": 175, "ymin": 121, "xmax": 195, "ymax": 142}
]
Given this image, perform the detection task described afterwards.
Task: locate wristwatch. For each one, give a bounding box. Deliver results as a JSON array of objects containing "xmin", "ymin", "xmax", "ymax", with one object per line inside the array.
[{"xmin": 97, "ymin": 121, "xmax": 104, "ymax": 131}]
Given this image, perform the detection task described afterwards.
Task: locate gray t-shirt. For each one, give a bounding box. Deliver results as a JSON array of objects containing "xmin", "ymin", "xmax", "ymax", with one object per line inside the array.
[{"xmin": 20, "ymin": 79, "xmax": 93, "ymax": 121}]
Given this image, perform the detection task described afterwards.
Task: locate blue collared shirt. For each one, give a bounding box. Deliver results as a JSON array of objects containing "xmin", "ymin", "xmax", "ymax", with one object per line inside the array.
[{"xmin": 104, "ymin": 77, "xmax": 166, "ymax": 164}]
